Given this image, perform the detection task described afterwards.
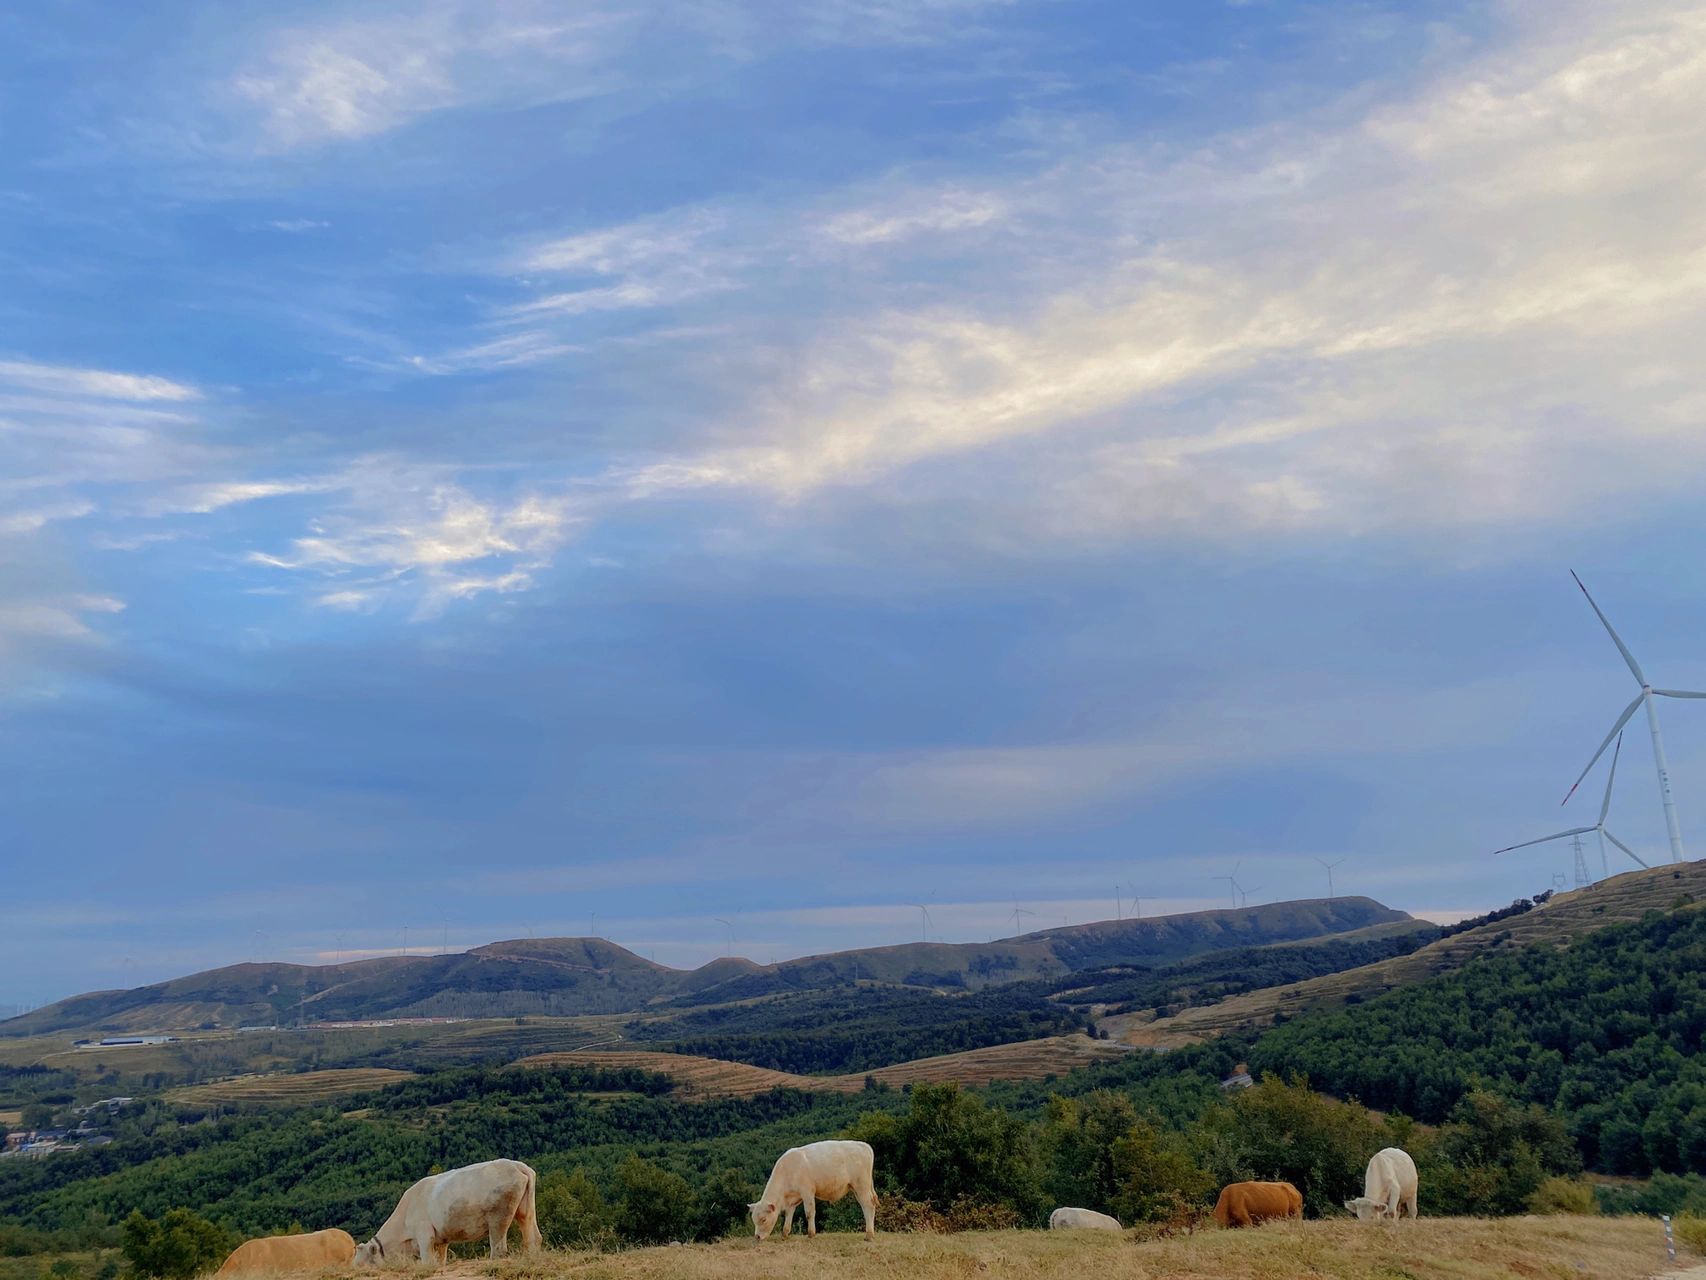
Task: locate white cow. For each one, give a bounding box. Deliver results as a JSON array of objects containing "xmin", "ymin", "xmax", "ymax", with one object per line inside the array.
[
  {"xmin": 1048, "ymin": 1207, "xmax": 1122, "ymax": 1231},
  {"xmin": 1345, "ymin": 1147, "xmax": 1419, "ymax": 1222},
  {"xmin": 355, "ymin": 1158, "xmax": 541, "ymax": 1266},
  {"xmin": 749, "ymin": 1140, "xmax": 878, "ymax": 1241}
]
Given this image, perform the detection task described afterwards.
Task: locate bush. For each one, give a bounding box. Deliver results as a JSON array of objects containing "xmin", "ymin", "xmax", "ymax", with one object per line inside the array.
[
  {"xmin": 120, "ymin": 1210, "xmax": 230, "ymax": 1280},
  {"xmin": 1419, "ymin": 1091, "xmax": 1579, "ymax": 1216},
  {"xmin": 535, "ymin": 1170, "xmax": 614, "ymax": 1251},
  {"xmin": 1676, "ymin": 1214, "xmax": 1706, "ymax": 1257},
  {"xmin": 1195, "ymin": 1075, "xmax": 1384, "ymax": 1217},
  {"xmin": 1527, "ymin": 1176, "xmax": 1597, "ymax": 1215},
  {"xmin": 850, "ymin": 1083, "xmax": 1041, "ymax": 1217},
  {"xmin": 690, "ymin": 1167, "xmax": 753, "ymax": 1243},
  {"xmin": 613, "ymin": 1157, "xmax": 695, "ymax": 1246}
]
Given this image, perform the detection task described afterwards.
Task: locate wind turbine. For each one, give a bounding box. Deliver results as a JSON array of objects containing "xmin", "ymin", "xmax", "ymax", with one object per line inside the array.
[
  {"xmin": 908, "ymin": 904, "xmax": 933, "ymax": 943},
  {"xmin": 714, "ymin": 918, "xmax": 734, "ymax": 956},
  {"xmin": 1239, "ymin": 884, "xmax": 1264, "ymax": 907},
  {"xmin": 1114, "ymin": 886, "xmax": 1122, "ymax": 921},
  {"xmin": 1009, "ymin": 904, "xmax": 1036, "ymax": 934},
  {"xmin": 1315, "ymin": 858, "xmax": 1345, "ymax": 899},
  {"xmin": 1563, "ymin": 572, "xmax": 1705, "ymax": 864},
  {"xmin": 1499, "ymin": 734, "xmax": 1647, "ymax": 870},
  {"xmin": 1213, "ymin": 862, "xmax": 1241, "ymax": 909}
]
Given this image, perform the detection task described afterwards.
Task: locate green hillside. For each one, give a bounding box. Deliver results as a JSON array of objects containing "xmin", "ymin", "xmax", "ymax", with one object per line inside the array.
[{"xmin": 1250, "ymin": 899, "xmax": 1706, "ymax": 1175}]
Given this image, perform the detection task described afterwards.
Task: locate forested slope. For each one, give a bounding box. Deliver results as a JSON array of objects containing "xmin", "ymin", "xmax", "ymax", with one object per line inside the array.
[{"xmin": 1252, "ymin": 902, "xmax": 1706, "ymax": 1174}]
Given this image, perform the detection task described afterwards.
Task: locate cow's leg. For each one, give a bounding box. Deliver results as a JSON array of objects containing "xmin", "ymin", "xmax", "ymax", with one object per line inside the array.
[
  {"xmin": 802, "ymin": 1192, "xmax": 818, "ymax": 1238},
  {"xmin": 489, "ymin": 1213, "xmax": 509, "ymax": 1257},
  {"xmin": 857, "ymin": 1183, "xmax": 877, "ymax": 1240},
  {"xmin": 779, "ymin": 1200, "xmax": 793, "ymax": 1238},
  {"xmin": 1404, "ymin": 1189, "xmax": 1418, "ymax": 1220}
]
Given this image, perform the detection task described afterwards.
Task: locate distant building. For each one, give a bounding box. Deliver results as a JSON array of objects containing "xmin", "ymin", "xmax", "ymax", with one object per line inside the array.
[
  {"xmin": 94, "ymin": 1035, "xmax": 176, "ymax": 1046},
  {"xmin": 1220, "ymin": 1062, "xmax": 1254, "ymax": 1090}
]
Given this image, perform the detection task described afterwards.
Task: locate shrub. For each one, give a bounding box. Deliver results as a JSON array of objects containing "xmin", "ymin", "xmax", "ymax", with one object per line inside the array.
[
  {"xmin": 1676, "ymin": 1214, "xmax": 1706, "ymax": 1257},
  {"xmin": 1527, "ymin": 1176, "xmax": 1597, "ymax": 1215},
  {"xmin": 535, "ymin": 1170, "xmax": 615, "ymax": 1251},
  {"xmin": 613, "ymin": 1157, "xmax": 695, "ymax": 1246},
  {"xmin": 120, "ymin": 1210, "xmax": 230, "ymax": 1280},
  {"xmin": 690, "ymin": 1167, "xmax": 754, "ymax": 1243}
]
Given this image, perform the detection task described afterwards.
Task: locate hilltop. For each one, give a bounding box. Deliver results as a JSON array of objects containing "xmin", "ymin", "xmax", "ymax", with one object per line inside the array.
[
  {"xmin": 1117, "ymin": 858, "xmax": 1706, "ymax": 1047},
  {"xmin": 1, "ymin": 896, "xmax": 1406, "ymax": 1036}
]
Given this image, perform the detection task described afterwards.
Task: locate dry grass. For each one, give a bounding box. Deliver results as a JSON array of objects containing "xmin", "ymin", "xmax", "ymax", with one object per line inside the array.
[
  {"xmin": 167, "ymin": 1068, "xmax": 415, "ymax": 1105},
  {"xmin": 310, "ymin": 1217, "xmax": 1684, "ymax": 1280},
  {"xmin": 514, "ymin": 1035, "xmax": 1126, "ymax": 1099},
  {"xmin": 1125, "ymin": 860, "xmax": 1706, "ymax": 1048}
]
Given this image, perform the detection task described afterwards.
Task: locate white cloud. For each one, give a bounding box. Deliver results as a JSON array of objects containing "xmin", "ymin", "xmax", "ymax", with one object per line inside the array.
[
  {"xmin": 589, "ymin": 0, "xmax": 1706, "ymax": 541},
  {"xmin": 0, "ymin": 360, "xmax": 200, "ymax": 403},
  {"xmin": 229, "ymin": 3, "xmax": 633, "ymax": 150},
  {"xmin": 249, "ymin": 470, "xmax": 578, "ymax": 613}
]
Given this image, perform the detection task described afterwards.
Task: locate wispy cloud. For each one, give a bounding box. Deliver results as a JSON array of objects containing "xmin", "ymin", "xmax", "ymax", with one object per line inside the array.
[
  {"xmin": 0, "ymin": 359, "xmax": 200, "ymax": 403},
  {"xmin": 229, "ymin": 3, "xmax": 632, "ymax": 150}
]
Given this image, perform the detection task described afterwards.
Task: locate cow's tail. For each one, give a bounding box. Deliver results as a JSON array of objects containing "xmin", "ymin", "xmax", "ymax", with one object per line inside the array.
[{"xmin": 519, "ymin": 1163, "xmax": 543, "ymax": 1252}]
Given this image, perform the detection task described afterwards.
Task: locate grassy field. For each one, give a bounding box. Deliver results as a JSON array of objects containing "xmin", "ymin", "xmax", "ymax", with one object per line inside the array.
[
  {"xmin": 1122, "ymin": 859, "xmax": 1706, "ymax": 1047},
  {"xmin": 167, "ymin": 1068, "xmax": 416, "ymax": 1106},
  {"xmin": 301, "ymin": 1217, "xmax": 1689, "ymax": 1280},
  {"xmin": 514, "ymin": 1033, "xmax": 1127, "ymax": 1098}
]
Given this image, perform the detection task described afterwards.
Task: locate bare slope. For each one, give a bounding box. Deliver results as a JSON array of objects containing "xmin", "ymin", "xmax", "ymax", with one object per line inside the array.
[
  {"xmin": 514, "ymin": 1032, "xmax": 1127, "ymax": 1098},
  {"xmin": 1121, "ymin": 858, "xmax": 1706, "ymax": 1047},
  {"xmin": 4, "ymin": 897, "xmax": 1406, "ymax": 1036}
]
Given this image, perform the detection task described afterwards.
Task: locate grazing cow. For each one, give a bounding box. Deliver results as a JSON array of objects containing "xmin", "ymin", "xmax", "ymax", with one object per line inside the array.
[
  {"xmin": 1048, "ymin": 1207, "xmax": 1122, "ymax": 1231},
  {"xmin": 355, "ymin": 1158, "xmax": 540, "ymax": 1266},
  {"xmin": 217, "ymin": 1229, "xmax": 355, "ymax": 1274},
  {"xmin": 749, "ymin": 1140, "xmax": 878, "ymax": 1241},
  {"xmin": 1212, "ymin": 1180, "xmax": 1303, "ymax": 1228},
  {"xmin": 1345, "ymin": 1147, "xmax": 1419, "ymax": 1222}
]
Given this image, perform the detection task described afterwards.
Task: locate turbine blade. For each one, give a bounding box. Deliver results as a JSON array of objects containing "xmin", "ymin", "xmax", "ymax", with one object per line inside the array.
[
  {"xmin": 1562, "ymin": 694, "xmax": 1644, "ymax": 805},
  {"xmin": 1654, "ymin": 689, "xmax": 1706, "ymax": 699},
  {"xmin": 1601, "ymin": 828, "xmax": 1650, "ymax": 870},
  {"xmin": 1494, "ymin": 827, "xmax": 1595, "ymax": 855},
  {"xmin": 1599, "ymin": 733, "xmax": 1623, "ymax": 826},
  {"xmin": 1572, "ymin": 571, "xmax": 1646, "ymax": 684}
]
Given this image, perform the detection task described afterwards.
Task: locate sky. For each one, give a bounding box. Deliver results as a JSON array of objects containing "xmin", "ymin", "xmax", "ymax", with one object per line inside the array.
[{"xmin": 7, "ymin": 0, "xmax": 1706, "ymax": 1007}]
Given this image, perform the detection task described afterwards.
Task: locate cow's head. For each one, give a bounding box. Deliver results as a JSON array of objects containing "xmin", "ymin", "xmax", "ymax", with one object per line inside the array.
[
  {"xmin": 749, "ymin": 1200, "xmax": 781, "ymax": 1240},
  {"xmin": 1343, "ymin": 1196, "xmax": 1387, "ymax": 1221},
  {"xmin": 353, "ymin": 1240, "xmax": 382, "ymax": 1266}
]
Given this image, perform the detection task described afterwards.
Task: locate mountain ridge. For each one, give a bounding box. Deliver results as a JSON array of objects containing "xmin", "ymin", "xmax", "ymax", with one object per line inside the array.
[{"xmin": 2, "ymin": 896, "xmax": 1408, "ymax": 1036}]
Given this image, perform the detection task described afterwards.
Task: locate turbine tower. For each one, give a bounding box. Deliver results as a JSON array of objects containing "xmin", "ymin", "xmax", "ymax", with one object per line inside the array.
[
  {"xmin": 1315, "ymin": 858, "xmax": 1345, "ymax": 899},
  {"xmin": 908, "ymin": 904, "xmax": 933, "ymax": 943},
  {"xmin": 1499, "ymin": 734, "xmax": 1647, "ymax": 870},
  {"xmin": 1009, "ymin": 904, "xmax": 1036, "ymax": 934},
  {"xmin": 1213, "ymin": 862, "xmax": 1241, "ymax": 910},
  {"xmin": 1564, "ymin": 572, "xmax": 1706, "ymax": 864}
]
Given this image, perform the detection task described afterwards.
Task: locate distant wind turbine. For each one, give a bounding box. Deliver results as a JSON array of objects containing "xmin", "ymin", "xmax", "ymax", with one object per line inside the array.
[
  {"xmin": 1499, "ymin": 733, "xmax": 1648, "ymax": 871},
  {"xmin": 714, "ymin": 918, "xmax": 734, "ymax": 956},
  {"xmin": 909, "ymin": 904, "xmax": 934, "ymax": 943},
  {"xmin": 1009, "ymin": 904, "xmax": 1036, "ymax": 934},
  {"xmin": 1213, "ymin": 862, "xmax": 1242, "ymax": 909},
  {"xmin": 1563, "ymin": 572, "xmax": 1706, "ymax": 863},
  {"xmin": 1315, "ymin": 858, "xmax": 1345, "ymax": 899}
]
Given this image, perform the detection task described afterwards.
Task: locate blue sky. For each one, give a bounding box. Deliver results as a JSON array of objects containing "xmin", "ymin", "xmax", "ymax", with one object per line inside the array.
[{"xmin": 7, "ymin": 0, "xmax": 1706, "ymax": 1007}]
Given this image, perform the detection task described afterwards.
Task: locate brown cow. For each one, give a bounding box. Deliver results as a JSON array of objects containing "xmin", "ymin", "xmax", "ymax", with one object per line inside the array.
[
  {"xmin": 1213, "ymin": 1181, "xmax": 1303, "ymax": 1228},
  {"xmin": 216, "ymin": 1228, "xmax": 356, "ymax": 1274}
]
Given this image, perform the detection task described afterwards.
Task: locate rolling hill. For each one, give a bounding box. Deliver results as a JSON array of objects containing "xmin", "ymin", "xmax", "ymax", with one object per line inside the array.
[
  {"xmin": 2, "ymin": 897, "xmax": 1407, "ymax": 1036},
  {"xmin": 1116, "ymin": 858, "xmax": 1706, "ymax": 1047}
]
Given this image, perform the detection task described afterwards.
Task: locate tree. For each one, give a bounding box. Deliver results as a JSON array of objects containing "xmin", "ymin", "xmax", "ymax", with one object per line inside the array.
[
  {"xmin": 691, "ymin": 1167, "xmax": 754, "ymax": 1243},
  {"xmin": 849, "ymin": 1083, "xmax": 1041, "ymax": 1219},
  {"xmin": 535, "ymin": 1170, "xmax": 614, "ymax": 1251},
  {"xmin": 1420, "ymin": 1090, "xmax": 1579, "ymax": 1216},
  {"xmin": 1195, "ymin": 1075, "xmax": 1384, "ymax": 1217},
  {"xmin": 614, "ymin": 1157, "xmax": 695, "ymax": 1246},
  {"xmin": 121, "ymin": 1209, "xmax": 230, "ymax": 1280}
]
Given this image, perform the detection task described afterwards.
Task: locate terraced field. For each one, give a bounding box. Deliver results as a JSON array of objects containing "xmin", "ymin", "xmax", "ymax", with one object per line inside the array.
[
  {"xmin": 516, "ymin": 1032, "xmax": 1127, "ymax": 1098},
  {"xmin": 1119, "ymin": 858, "xmax": 1706, "ymax": 1047},
  {"xmin": 167, "ymin": 1068, "xmax": 414, "ymax": 1106}
]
